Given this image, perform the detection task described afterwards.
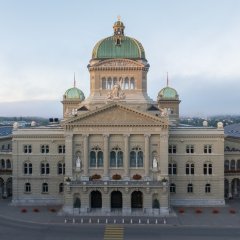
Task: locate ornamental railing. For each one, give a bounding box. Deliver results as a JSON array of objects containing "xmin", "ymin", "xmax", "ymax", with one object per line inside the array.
[{"xmin": 69, "ymin": 180, "xmax": 166, "ymax": 187}]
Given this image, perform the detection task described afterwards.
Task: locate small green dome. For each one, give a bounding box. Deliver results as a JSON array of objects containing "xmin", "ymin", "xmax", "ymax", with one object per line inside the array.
[
  {"xmin": 158, "ymin": 87, "xmax": 179, "ymax": 100},
  {"xmin": 92, "ymin": 20, "xmax": 145, "ymax": 59},
  {"xmin": 64, "ymin": 87, "xmax": 85, "ymax": 101}
]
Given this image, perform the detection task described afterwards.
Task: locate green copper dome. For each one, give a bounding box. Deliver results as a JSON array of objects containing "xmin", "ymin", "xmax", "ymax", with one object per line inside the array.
[
  {"xmin": 64, "ymin": 87, "xmax": 85, "ymax": 101},
  {"xmin": 92, "ymin": 20, "xmax": 146, "ymax": 59},
  {"xmin": 158, "ymin": 87, "xmax": 179, "ymax": 100}
]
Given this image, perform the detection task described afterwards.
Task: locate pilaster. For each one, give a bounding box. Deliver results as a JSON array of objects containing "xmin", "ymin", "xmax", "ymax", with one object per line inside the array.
[
  {"xmin": 144, "ymin": 134, "xmax": 150, "ymax": 179},
  {"xmin": 82, "ymin": 134, "xmax": 89, "ymax": 180},
  {"xmin": 65, "ymin": 133, "xmax": 73, "ymax": 177},
  {"xmin": 123, "ymin": 134, "xmax": 130, "ymax": 180},
  {"xmin": 103, "ymin": 134, "xmax": 109, "ymax": 180}
]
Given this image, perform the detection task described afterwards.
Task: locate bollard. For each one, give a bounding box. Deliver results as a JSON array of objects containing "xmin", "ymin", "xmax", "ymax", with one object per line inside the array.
[
  {"xmin": 81, "ymin": 218, "xmax": 83, "ymax": 224},
  {"xmin": 130, "ymin": 219, "xmax": 133, "ymax": 224},
  {"xmin": 97, "ymin": 219, "xmax": 99, "ymax": 224},
  {"xmin": 64, "ymin": 219, "xmax": 67, "ymax": 223},
  {"xmin": 163, "ymin": 218, "xmax": 166, "ymax": 224},
  {"xmin": 106, "ymin": 218, "xmax": 108, "ymax": 224},
  {"xmin": 122, "ymin": 219, "xmax": 124, "ymax": 224},
  {"xmin": 139, "ymin": 219, "xmax": 141, "ymax": 224},
  {"xmin": 155, "ymin": 219, "xmax": 158, "ymax": 224},
  {"xmin": 72, "ymin": 218, "xmax": 75, "ymax": 224},
  {"xmin": 114, "ymin": 219, "xmax": 116, "ymax": 224},
  {"xmin": 147, "ymin": 219, "xmax": 149, "ymax": 224},
  {"xmin": 89, "ymin": 218, "xmax": 92, "ymax": 223}
]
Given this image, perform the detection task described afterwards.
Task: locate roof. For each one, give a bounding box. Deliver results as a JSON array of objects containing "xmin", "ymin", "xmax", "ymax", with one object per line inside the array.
[
  {"xmin": 224, "ymin": 123, "xmax": 240, "ymax": 138},
  {"xmin": 0, "ymin": 126, "xmax": 13, "ymax": 137},
  {"xmin": 92, "ymin": 36, "xmax": 145, "ymax": 59},
  {"xmin": 158, "ymin": 86, "xmax": 179, "ymax": 100},
  {"xmin": 92, "ymin": 20, "xmax": 145, "ymax": 60},
  {"xmin": 64, "ymin": 87, "xmax": 85, "ymax": 101}
]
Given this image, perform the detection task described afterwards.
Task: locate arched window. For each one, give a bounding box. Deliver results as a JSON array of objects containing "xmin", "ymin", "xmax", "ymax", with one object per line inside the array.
[
  {"xmin": 186, "ymin": 163, "xmax": 194, "ymax": 175},
  {"xmin": 59, "ymin": 183, "xmax": 64, "ymax": 193},
  {"xmin": 42, "ymin": 183, "xmax": 48, "ymax": 193},
  {"xmin": 130, "ymin": 77, "xmax": 135, "ymax": 89},
  {"xmin": 107, "ymin": 77, "xmax": 112, "ymax": 89},
  {"xmin": 203, "ymin": 162, "xmax": 212, "ymax": 175},
  {"xmin": 25, "ymin": 183, "xmax": 31, "ymax": 193},
  {"xmin": 41, "ymin": 162, "xmax": 50, "ymax": 175},
  {"xmin": 130, "ymin": 146, "xmax": 143, "ymax": 167},
  {"xmin": 205, "ymin": 183, "xmax": 211, "ymax": 193},
  {"xmin": 224, "ymin": 160, "xmax": 230, "ymax": 171},
  {"xmin": 187, "ymin": 183, "xmax": 193, "ymax": 193},
  {"xmin": 168, "ymin": 162, "xmax": 177, "ymax": 175},
  {"xmin": 170, "ymin": 183, "xmax": 176, "ymax": 193},
  {"xmin": 110, "ymin": 146, "xmax": 123, "ymax": 168},
  {"xmin": 124, "ymin": 77, "xmax": 129, "ymax": 89},
  {"xmin": 230, "ymin": 160, "xmax": 236, "ymax": 170},
  {"xmin": 6, "ymin": 159, "xmax": 11, "ymax": 169},
  {"xmin": 24, "ymin": 162, "xmax": 32, "ymax": 174},
  {"xmin": 90, "ymin": 146, "xmax": 103, "ymax": 168},
  {"xmin": 102, "ymin": 77, "xmax": 107, "ymax": 89},
  {"xmin": 58, "ymin": 162, "xmax": 65, "ymax": 175},
  {"xmin": 1, "ymin": 159, "xmax": 5, "ymax": 169}
]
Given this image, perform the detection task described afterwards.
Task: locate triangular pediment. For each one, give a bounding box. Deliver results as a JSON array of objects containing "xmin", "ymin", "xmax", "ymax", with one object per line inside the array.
[{"xmin": 64, "ymin": 103, "xmax": 168, "ymax": 127}]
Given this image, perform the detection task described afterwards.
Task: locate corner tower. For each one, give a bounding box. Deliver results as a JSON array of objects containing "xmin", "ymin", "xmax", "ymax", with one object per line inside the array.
[
  {"xmin": 61, "ymin": 76, "xmax": 85, "ymax": 119},
  {"xmin": 157, "ymin": 76, "xmax": 180, "ymax": 125},
  {"xmin": 85, "ymin": 18, "xmax": 153, "ymax": 110}
]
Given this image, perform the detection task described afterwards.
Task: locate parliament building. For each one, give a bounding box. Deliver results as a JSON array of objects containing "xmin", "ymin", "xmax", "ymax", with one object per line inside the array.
[{"xmin": 1, "ymin": 19, "xmax": 230, "ymax": 216}]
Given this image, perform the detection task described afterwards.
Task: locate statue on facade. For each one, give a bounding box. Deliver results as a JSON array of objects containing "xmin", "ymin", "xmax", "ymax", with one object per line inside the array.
[
  {"xmin": 152, "ymin": 157, "xmax": 158, "ymax": 169},
  {"xmin": 159, "ymin": 107, "xmax": 168, "ymax": 117},
  {"xmin": 107, "ymin": 83, "xmax": 125, "ymax": 100},
  {"xmin": 76, "ymin": 156, "xmax": 82, "ymax": 170}
]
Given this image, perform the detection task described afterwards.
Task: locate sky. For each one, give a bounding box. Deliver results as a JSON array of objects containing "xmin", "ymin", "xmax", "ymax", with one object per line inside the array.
[{"xmin": 0, "ymin": 0, "xmax": 239, "ymax": 118}]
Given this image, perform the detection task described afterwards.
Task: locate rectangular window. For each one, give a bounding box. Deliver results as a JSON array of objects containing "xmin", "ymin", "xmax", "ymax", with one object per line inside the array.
[
  {"xmin": 186, "ymin": 145, "xmax": 194, "ymax": 154},
  {"xmin": 58, "ymin": 145, "xmax": 65, "ymax": 154},
  {"xmin": 168, "ymin": 144, "xmax": 177, "ymax": 154},
  {"xmin": 204, "ymin": 145, "xmax": 212, "ymax": 154},
  {"xmin": 41, "ymin": 145, "xmax": 49, "ymax": 154},
  {"xmin": 187, "ymin": 184, "xmax": 193, "ymax": 193},
  {"xmin": 23, "ymin": 145, "xmax": 32, "ymax": 154}
]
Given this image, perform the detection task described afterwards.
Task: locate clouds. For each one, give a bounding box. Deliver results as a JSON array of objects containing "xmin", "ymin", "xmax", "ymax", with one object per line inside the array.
[{"xmin": 0, "ymin": 0, "xmax": 239, "ymax": 117}]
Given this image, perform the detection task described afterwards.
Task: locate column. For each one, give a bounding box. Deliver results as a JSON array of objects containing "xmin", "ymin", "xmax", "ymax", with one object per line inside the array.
[
  {"xmin": 82, "ymin": 134, "xmax": 89, "ymax": 180},
  {"xmin": 144, "ymin": 134, "xmax": 150, "ymax": 179},
  {"xmin": 123, "ymin": 134, "xmax": 130, "ymax": 180},
  {"xmin": 103, "ymin": 134, "xmax": 109, "ymax": 180},
  {"xmin": 65, "ymin": 133, "xmax": 73, "ymax": 177},
  {"xmin": 159, "ymin": 129, "xmax": 169, "ymax": 177},
  {"xmin": 234, "ymin": 179, "xmax": 238, "ymax": 195},
  {"xmin": 228, "ymin": 180, "xmax": 232, "ymax": 198}
]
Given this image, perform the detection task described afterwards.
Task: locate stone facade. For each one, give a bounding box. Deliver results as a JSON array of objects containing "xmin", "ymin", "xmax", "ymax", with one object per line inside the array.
[
  {"xmin": 8, "ymin": 19, "xmax": 228, "ymax": 215},
  {"xmin": 0, "ymin": 135, "xmax": 12, "ymax": 198}
]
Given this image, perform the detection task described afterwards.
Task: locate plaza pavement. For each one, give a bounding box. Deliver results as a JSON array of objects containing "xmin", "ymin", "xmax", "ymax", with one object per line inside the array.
[{"xmin": 0, "ymin": 198, "xmax": 240, "ymax": 227}]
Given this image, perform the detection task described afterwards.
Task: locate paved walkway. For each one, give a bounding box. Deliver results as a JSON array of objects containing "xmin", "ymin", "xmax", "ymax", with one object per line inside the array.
[{"xmin": 1, "ymin": 198, "xmax": 240, "ymax": 227}]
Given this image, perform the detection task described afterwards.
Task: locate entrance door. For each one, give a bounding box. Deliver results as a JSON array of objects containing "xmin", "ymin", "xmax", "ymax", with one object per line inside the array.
[
  {"xmin": 111, "ymin": 191, "xmax": 122, "ymax": 209},
  {"xmin": 91, "ymin": 191, "xmax": 102, "ymax": 208},
  {"xmin": 131, "ymin": 191, "xmax": 143, "ymax": 208}
]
